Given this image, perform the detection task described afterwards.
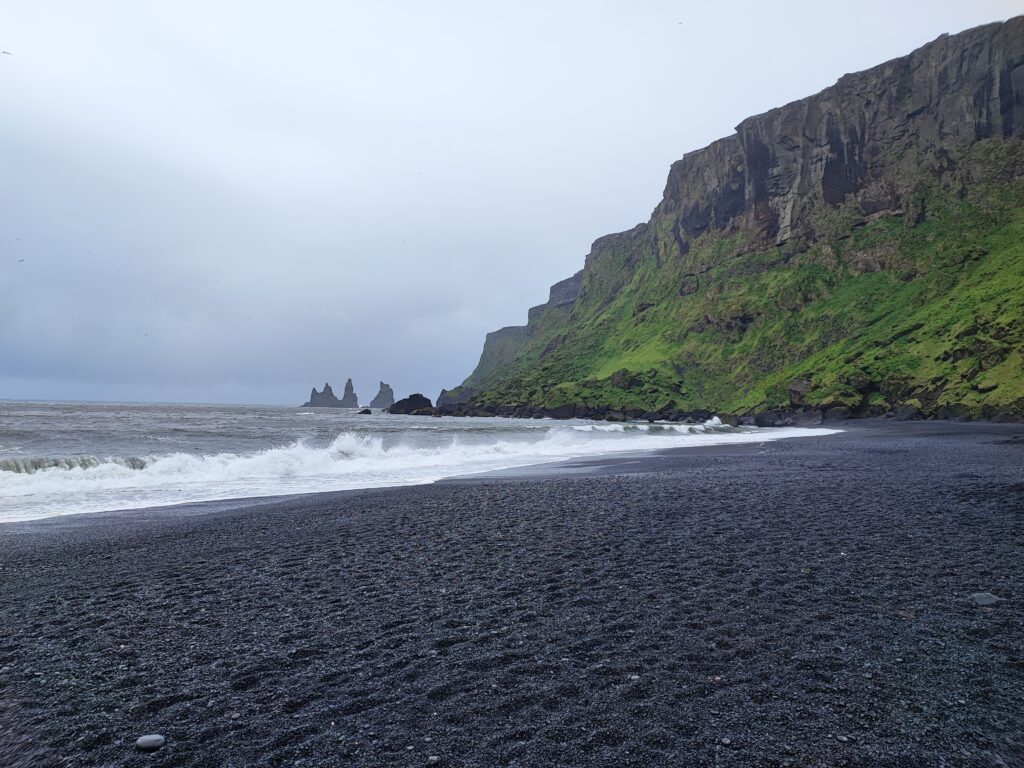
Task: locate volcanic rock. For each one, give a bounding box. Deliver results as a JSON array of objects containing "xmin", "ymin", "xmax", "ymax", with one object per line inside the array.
[
  {"xmin": 302, "ymin": 382, "xmax": 343, "ymax": 408},
  {"xmin": 339, "ymin": 378, "xmax": 359, "ymax": 407},
  {"xmin": 370, "ymin": 382, "xmax": 396, "ymax": 409},
  {"xmin": 389, "ymin": 394, "xmax": 434, "ymax": 415},
  {"xmin": 136, "ymin": 734, "xmax": 166, "ymax": 752}
]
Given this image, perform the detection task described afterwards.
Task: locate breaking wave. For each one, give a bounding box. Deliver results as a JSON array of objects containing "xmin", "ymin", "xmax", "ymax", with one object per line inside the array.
[
  {"xmin": 1, "ymin": 456, "xmax": 150, "ymax": 474},
  {"xmin": 0, "ymin": 420, "xmax": 838, "ymax": 521}
]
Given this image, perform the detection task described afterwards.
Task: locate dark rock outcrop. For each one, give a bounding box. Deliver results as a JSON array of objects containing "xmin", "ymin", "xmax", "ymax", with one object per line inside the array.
[
  {"xmin": 369, "ymin": 382, "xmax": 395, "ymax": 409},
  {"xmin": 389, "ymin": 393, "xmax": 434, "ymax": 415},
  {"xmin": 302, "ymin": 382, "xmax": 343, "ymax": 408},
  {"xmin": 339, "ymin": 378, "xmax": 358, "ymax": 408},
  {"xmin": 302, "ymin": 378, "xmax": 359, "ymax": 408},
  {"xmin": 787, "ymin": 378, "xmax": 814, "ymax": 407},
  {"xmin": 657, "ymin": 19, "xmax": 1024, "ymax": 248}
]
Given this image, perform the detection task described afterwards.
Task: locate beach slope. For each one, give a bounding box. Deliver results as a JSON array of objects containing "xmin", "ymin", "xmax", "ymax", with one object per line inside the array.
[{"xmin": 1, "ymin": 422, "xmax": 1022, "ymax": 766}]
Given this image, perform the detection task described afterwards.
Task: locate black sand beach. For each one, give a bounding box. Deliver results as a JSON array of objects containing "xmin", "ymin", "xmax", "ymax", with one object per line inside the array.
[{"xmin": 1, "ymin": 421, "xmax": 1022, "ymax": 767}]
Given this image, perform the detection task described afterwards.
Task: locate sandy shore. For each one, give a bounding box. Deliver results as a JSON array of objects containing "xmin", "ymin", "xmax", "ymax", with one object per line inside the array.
[{"xmin": 1, "ymin": 421, "xmax": 1022, "ymax": 766}]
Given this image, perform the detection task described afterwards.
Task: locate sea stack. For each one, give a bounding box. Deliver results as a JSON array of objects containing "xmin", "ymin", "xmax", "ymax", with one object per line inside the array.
[
  {"xmin": 301, "ymin": 379, "xmax": 359, "ymax": 408},
  {"xmin": 339, "ymin": 378, "xmax": 359, "ymax": 407},
  {"xmin": 302, "ymin": 382, "xmax": 343, "ymax": 407},
  {"xmin": 370, "ymin": 382, "xmax": 396, "ymax": 409}
]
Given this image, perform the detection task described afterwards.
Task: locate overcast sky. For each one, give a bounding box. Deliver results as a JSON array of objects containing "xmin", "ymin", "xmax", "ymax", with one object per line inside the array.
[{"xmin": 2, "ymin": 1, "xmax": 1019, "ymax": 405}]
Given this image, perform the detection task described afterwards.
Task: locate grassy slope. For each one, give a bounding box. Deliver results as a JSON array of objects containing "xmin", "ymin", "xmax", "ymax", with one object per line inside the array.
[{"xmin": 468, "ymin": 141, "xmax": 1024, "ymax": 418}]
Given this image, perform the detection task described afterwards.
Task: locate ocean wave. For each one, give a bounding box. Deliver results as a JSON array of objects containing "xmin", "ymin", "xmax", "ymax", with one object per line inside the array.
[
  {"xmin": 0, "ymin": 456, "xmax": 150, "ymax": 474},
  {"xmin": 0, "ymin": 423, "xmax": 839, "ymax": 521}
]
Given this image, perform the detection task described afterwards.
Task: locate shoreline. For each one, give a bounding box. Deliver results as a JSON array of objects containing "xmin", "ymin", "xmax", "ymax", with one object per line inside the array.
[
  {"xmin": 2, "ymin": 420, "xmax": 1022, "ymax": 766},
  {"xmin": 0, "ymin": 421, "xmax": 842, "ymax": 530},
  {"xmin": 4, "ymin": 418, "xmax": 1020, "ymax": 532}
]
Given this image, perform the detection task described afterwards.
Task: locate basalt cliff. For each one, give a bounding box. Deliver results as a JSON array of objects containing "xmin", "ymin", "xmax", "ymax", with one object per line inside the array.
[{"xmin": 441, "ymin": 18, "xmax": 1024, "ymax": 423}]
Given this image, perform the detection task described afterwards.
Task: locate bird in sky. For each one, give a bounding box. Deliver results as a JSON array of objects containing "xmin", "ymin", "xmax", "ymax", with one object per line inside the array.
[{"xmin": 1, "ymin": 51, "xmax": 12, "ymax": 55}]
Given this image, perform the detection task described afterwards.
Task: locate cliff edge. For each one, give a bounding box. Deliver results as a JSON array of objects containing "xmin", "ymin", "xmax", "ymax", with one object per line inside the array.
[{"xmin": 442, "ymin": 17, "xmax": 1024, "ymax": 421}]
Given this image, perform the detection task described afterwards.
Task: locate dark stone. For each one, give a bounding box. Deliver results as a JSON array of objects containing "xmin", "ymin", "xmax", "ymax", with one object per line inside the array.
[
  {"xmin": 935, "ymin": 403, "xmax": 972, "ymax": 421},
  {"xmin": 136, "ymin": 735, "xmax": 166, "ymax": 753},
  {"xmin": 302, "ymin": 378, "xmax": 358, "ymax": 408},
  {"xmin": 605, "ymin": 411, "xmax": 627, "ymax": 422},
  {"xmin": 787, "ymin": 377, "xmax": 814, "ymax": 407},
  {"xmin": 894, "ymin": 404, "xmax": 921, "ymax": 421},
  {"xmin": 389, "ymin": 394, "xmax": 433, "ymax": 415},
  {"xmin": 824, "ymin": 406, "xmax": 851, "ymax": 421},
  {"xmin": 338, "ymin": 378, "xmax": 359, "ymax": 407},
  {"xmin": 755, "ymin": 409, "xmax": 795, "ymax": 427},
  {"xmin": 357, "ymin": 408, "xmax": 372, "ymax": 415},
  {"xmin": 437, "ymin": 387, "xmax": 476, "ymax": 409},
  {"xmin": 968, "ymin": 592, "xmax": 1001, "ymax": 606},
  {"xmin": 717, "ymin": 414, "xmax": 740, "ymax": 427},
  {"xmin": 546, "ymin": 404, "xmax": 576, "ymax": 420},
  {"xmin": 302, "ymin": 382, "xmax": 343, "ymax": 408},
  {"xmin": 369, "ymin": 382, "xmax": 395, "ymax": 409},
  {"xmin": 794, "ymin": 409, "xmax": 824, "ymax": 427}
]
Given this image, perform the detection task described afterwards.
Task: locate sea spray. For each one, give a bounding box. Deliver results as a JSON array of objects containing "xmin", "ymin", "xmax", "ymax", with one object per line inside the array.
[{"xmin": 0, "ymin": 403, "xmax": 839, "ymax": 522}]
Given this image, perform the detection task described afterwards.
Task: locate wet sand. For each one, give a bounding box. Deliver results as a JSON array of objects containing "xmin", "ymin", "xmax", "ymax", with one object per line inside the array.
[{"xmin": 1, "ymin": 421, "xmax": 1022, "ymax": 767}]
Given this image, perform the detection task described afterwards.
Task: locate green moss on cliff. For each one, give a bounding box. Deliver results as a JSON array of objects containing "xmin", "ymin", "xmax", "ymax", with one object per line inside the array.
[{"xmin": 455, "ymin": 142, "xmax": 1024, "ymax": 419}]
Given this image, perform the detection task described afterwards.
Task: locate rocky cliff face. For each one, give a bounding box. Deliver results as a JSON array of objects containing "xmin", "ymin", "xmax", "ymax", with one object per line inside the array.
[
  {"xmin": 445, "ymin": 18, "xmax": 1024, "ymax": 420},
  {"xmin": 659, "ymin": 18, "xmax": 1024, "ymax": 248},
  {"xmin": 369, "ymin": 382, "xmax": 395, "ymax": 409}
]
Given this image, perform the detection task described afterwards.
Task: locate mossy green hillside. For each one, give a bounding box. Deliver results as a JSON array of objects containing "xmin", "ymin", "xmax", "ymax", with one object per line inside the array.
[{"xmin": 453, "ymin": 140, "xmax": 1024, "ymax": 418}]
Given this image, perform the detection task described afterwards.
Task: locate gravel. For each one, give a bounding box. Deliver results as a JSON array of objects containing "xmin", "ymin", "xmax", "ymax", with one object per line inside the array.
[{"xmin": 1, "ymin": 421, "xmax": 1022, "ymax": 767}]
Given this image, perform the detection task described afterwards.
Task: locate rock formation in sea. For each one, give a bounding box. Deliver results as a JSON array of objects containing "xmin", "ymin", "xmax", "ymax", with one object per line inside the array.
[
  {"xmin": 369, "ymin": 382, "xmax": 396, "ymax": 409},
  {"xmin": 388, "ymin": 393, "xmax": 434, "ymax": 415},
  {"xmin": 302, "ymin": 382, "xmax": 343, "ymax": 408},
  {"xmin": 441, "ymin": 17, "xmax": 1024, "ymax": 422},
  {"xmin": 339, "ymin": 378, "xmax": 359, "ymax": 408},
  {"xmin": 301, "ymin": 378, "xmax": 359, "ymax": 408}
]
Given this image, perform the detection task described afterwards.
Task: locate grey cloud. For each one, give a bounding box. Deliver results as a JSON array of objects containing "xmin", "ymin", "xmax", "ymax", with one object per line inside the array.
[{"xmin": 2, "ymin": 0, "xmax": 1019, "ymax": 404}]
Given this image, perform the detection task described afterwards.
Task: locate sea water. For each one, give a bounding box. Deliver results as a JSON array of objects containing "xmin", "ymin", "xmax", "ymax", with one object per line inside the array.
[{"xmin": 0, "ymin": 401, "xmax": 838, "ymax": 522}]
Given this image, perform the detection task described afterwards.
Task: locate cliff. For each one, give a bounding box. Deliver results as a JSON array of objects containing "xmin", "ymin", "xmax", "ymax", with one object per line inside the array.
[{"xmin": 443, "ymin": 17, "xmax": 1024, "ymax": 421}]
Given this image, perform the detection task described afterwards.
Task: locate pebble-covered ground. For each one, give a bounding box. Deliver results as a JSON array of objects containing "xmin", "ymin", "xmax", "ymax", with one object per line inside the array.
[{"xmin": 1, "ymin": 421, "xmax": 1022, "ymax": 767}]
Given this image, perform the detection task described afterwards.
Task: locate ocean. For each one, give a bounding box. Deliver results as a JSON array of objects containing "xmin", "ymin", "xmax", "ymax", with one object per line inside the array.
[{"xmin": 0, "ymin": 401, "xmax": 838, "ymax": 522}]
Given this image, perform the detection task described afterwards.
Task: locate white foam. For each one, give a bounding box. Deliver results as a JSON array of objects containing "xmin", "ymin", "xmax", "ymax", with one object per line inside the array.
[{"xmin": 0, "ymin": 421, "xmax": 839, "ymax": 522}]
